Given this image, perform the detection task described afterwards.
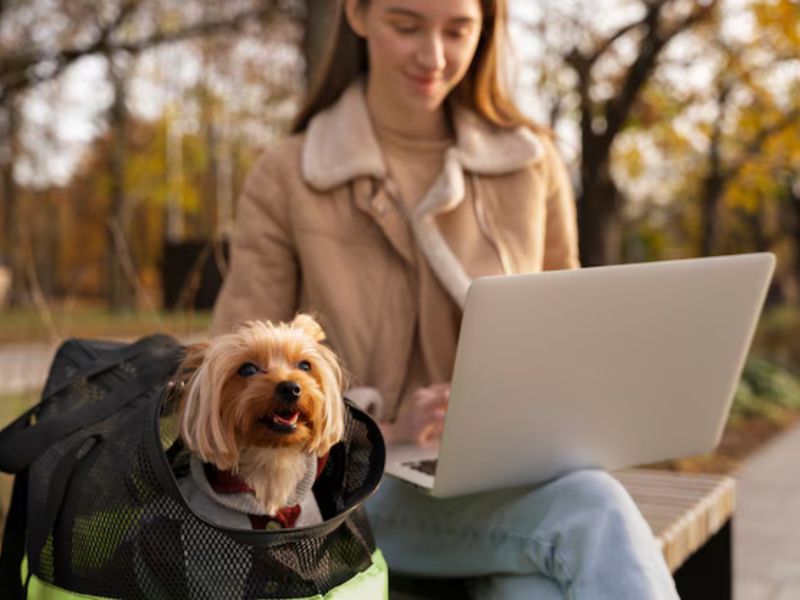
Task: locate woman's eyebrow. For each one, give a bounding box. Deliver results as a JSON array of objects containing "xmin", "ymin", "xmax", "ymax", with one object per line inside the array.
[
  {"xmin": 385, "ymin": 7, "xmax": 478, "ymax": 26},
  {"xmin": 386, "ymin": 7, "xmax": 423, "ymax": 18}
]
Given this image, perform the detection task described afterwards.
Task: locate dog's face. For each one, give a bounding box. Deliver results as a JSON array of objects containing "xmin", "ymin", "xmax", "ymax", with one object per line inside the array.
[{"xmin": 177, "ymin": 315, "xmax": 344, "ymax": 472}]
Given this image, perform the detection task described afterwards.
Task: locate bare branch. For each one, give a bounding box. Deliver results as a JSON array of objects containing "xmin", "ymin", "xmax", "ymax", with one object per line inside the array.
[
  {"xmin": 0, "ymin": 2, "xmax": 300, "ymax": 105},
  {"xmin": 602, "ymin": 0, "xmax": 716, "ymax": 148},
  {"xmin": 588, "ymin": 20, "xmax": 642, "ymax": 66},
  {"xmin": 709, "ymin": 80, "xmax": 733, "ymax": 178},
  {"xmin": 111, "ymin": 5, "xmax": 296, "ymax": 55}
]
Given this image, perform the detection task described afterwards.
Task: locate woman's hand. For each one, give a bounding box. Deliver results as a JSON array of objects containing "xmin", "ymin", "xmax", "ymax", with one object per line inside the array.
[{"xmin": 381, "ymin": 383, "xmax": 450, "ymax": 447}]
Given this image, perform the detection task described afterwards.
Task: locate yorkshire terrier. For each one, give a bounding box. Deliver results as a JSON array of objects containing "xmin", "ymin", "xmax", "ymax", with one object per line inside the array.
[{"xmin": 172, "ymin": 315, "xmax": 344, "ymax": 530}]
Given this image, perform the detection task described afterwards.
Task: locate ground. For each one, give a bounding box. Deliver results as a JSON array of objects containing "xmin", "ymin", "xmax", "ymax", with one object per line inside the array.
[{"xmin": 647, "ymin": 408, "xmax": 800, "ymax": 474}]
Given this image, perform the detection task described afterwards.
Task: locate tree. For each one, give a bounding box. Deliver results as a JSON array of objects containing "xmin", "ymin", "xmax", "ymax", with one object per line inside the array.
[
  {"xmin": 0, "ymin": 0, "xmax": 303, "ymax": 109},
  {"xmin": 0, "ymin": 0, "xmax": 302, "ymax": 306},
  {"xmin": 0, "ymin": 0, "xmax": 303, "ymax": 307},
  {"xmin": 609, "ymin": 0, "xmax": 800, "ymax": 262},
  {"xmin": 519, "ymin": 0, "xmax": 719, "ymax": 266}
]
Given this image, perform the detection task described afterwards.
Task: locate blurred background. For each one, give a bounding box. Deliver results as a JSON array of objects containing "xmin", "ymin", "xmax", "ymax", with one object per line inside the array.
[{"xmin": 0, "ymin": 0, "xmax": 798, "ymax": 536}]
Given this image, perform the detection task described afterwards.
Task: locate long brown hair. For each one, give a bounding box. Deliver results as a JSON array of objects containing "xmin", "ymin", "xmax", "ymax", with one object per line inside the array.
[{"xmin": 292, "ymin": 0, "xmax": 542, "ymax": 134}]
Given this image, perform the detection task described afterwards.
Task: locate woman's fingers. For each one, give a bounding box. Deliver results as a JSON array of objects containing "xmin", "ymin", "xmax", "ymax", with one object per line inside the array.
[
  {"xmin": 413, "ymin": 384, "xmax": 449, "ymax": 409},
  {"xmin": 415, "ymin": 405, "xmax": 447, "ymax": 447},
  {"xmin": 428, "ymin": 382, "xmax": 451, "ymax": 398},
  {"xmin": 417, "ymin": 420, "xmax": 445, "ymax": 448}
]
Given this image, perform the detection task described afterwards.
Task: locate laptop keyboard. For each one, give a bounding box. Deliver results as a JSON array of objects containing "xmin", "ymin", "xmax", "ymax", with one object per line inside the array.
[{"xmin": 403, "ymin": 459, "xmax": 438, "ymax": 477}]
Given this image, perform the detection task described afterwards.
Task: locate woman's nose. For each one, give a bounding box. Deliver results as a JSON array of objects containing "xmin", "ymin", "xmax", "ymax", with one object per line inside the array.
[{"xmin": 416, "ymin": 35, "xmax": 446, "ymax": 72}]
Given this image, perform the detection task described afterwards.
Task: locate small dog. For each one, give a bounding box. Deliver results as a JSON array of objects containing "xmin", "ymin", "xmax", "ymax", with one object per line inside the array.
[{"xmin": 173, "ymin": 315, "xmax": 344, "ymax": 530}]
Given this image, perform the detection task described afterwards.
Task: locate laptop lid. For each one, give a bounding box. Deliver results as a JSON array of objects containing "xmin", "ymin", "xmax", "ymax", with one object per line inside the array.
[{"xmin": 428, "ymin": 253, "xmax": 775, "ymax": 498}]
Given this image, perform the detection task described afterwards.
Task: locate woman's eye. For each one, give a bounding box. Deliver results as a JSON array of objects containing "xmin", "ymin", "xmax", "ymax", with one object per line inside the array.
[
  {"xmin": 297, "ymin": 360, "xmax": 312, "ymax": 372},
  {"xmin": 238, "ymin": 363, "xmax": 259, "ymax": 377},
  {"xmin": 392, "ymin": 22, "xmax": 418, "ymax": 34}
]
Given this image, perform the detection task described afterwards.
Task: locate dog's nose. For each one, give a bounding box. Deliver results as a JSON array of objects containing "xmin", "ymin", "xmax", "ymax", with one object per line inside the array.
[{"xmin": 275, "ymin": 380, "xmax": 302, "ymax": 400}]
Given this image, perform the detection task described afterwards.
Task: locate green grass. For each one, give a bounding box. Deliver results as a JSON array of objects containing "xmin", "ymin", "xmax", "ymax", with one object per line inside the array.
[
  {"xmin": 0, "ymin": 308, "xmax": 212, "ymax": 345},
  {"xmin": 0, "ymin": 391, "xmax": 39, "ymax": 429}
]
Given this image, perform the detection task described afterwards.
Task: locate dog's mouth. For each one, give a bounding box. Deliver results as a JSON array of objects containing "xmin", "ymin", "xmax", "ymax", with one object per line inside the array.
[{"xmin": 262, "ymin": 410, "xmax": 302, "ymax": 434}]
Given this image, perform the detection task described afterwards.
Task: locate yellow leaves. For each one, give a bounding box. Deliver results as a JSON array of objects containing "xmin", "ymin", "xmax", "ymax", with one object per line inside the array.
[
  {"xmin": 725, "ymin": 164, "xmax": 776, "ymax": 212},
  {"xmin": 751, "ymin": 0, "xmax": 800, "ymax": 50},
  {"xmin": 616, "ymin": 143, "xmax": 646, "ymax": 180}
]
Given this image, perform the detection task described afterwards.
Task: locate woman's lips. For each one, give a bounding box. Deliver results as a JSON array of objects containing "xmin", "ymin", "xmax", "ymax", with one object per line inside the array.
[{"xmin": 406, "ymin": 73, "xmax": 442, "ymax": 94}]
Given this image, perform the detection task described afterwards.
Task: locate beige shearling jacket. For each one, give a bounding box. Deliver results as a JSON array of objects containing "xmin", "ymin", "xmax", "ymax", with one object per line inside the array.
[{"xmin": 212, "ymin": 81, "xmax": 580, "ymax": 420}]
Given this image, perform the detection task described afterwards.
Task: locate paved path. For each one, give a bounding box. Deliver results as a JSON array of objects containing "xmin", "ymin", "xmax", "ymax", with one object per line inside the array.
[
  {"xmin": 0, "ymin": 342, "xmax": 57, "ymax": 396},
  {"xmin": 735, "ymin": 422, "xmax": 800, "ymax": 600}
]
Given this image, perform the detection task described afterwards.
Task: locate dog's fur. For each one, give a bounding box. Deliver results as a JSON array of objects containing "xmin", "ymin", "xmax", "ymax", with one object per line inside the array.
[{"xmin": 175, "ymin": 315, "xmax": 344, "ymax": 521}]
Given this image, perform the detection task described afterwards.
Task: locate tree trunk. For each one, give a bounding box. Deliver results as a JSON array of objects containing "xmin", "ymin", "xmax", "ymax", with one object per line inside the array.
[
  {"xmin": 577, "ymin": 126, "xmax": 622, "ymax": 267},
  {"xmin": 787, "ymin": 180, "xmax": 800, "ymax": 301},
  {"xmin": 165, "ymin": 109, "xmax": 185, "ymax": 244},
  {"xmin": 106, "ymin": 58, "xmax": 132, "ymax": 312},
  {"xmin": 202, "ymin": 87, "xmax": 219, "ymax": 239},
  {"xmin": 576, "ymin": 178, "xmax": 622, "ymax": 266},
  {"xmin": 0, "ymin": 100, "xmax": 26, "ymax": 306},
  {"xmin": 699, "ymin": 172, "xmax": 725, "ymax": 257}
]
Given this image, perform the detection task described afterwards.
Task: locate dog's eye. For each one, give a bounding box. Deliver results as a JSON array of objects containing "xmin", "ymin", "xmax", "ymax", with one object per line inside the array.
[
  {"xmin": 297, "ymin": 360, "xmax": 312, "ymax": 372},
  {"xmin": 238, "ymin": 363, "xmax": 259, "ymax": 377}
]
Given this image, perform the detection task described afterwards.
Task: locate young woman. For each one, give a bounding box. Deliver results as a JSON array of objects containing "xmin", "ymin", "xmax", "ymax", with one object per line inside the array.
[{"xmin": 213, "ymin": 1, "xmax": 680, "ymax": 597}]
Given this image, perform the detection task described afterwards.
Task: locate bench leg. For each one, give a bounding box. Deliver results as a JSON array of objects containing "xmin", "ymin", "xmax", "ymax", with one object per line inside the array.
[{"xmin": 673, "ymin": 518, "xmax": 733, "ymax": 600}]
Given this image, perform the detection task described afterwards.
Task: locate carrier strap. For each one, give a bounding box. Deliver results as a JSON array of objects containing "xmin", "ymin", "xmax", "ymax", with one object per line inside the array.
[
  {"xmin": 0, "ymin": 337, "xmax": 181, "ymax": 474},
  {"xmin": 0, "ymin": 469, "xmax": 30, "ymax": 599},
  {"xmin": 0, "ymin": 435, "xmax": 106, "ymax": 597},
  {"xmin": 40, "ymin": 335, "xmax": 177, "ymax": 402}
]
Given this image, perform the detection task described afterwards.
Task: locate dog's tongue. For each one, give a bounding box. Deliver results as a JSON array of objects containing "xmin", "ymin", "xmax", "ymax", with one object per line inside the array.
[{"xmin": 273, "ymin": 411, "xmax": 300, "ymax": 426}]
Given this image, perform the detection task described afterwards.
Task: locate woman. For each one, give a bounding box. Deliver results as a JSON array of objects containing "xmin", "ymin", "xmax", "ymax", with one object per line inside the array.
[{"xmin": 213, "ymin": 0, "xmax": 680, "ymax": 598}]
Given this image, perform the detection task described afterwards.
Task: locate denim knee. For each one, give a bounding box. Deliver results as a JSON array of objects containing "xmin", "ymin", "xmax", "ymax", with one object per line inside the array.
[
  {"xmin": 539, "ymin": 469, "xmax": 657, "ymax": 559},
  {"xmin": 546, "ymin": 469, "xmax": 637, "ymax": 514},
  {"xmin": 536, "ymin": 470, "xmax": 677, "ymax": 599}
]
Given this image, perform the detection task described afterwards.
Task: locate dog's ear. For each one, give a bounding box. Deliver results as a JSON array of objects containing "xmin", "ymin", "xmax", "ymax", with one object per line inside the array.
[
  {"xmin": 167, "ymin": 343, "xmax": 209, "ymax": 405},
  {"xmin": 308, "ymin": 343, "xmax": 346, "ymax": 457},
  {"xmin": 179, "ymin": 342, "xmax": 209, "ymax": 375},
  {"xmin": 292, "ymin": 313, "xmax": 327, "ymax": 343},
  {"xmin": 178, "ymin": 342, "xmax": 240, "ymax": 471}
]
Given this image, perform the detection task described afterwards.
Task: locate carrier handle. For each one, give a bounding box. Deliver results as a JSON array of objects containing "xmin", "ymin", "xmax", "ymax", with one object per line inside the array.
[
  {"xmin": 0, "ymin": 335, "xmax": 181, "ymax": 474},
  {"xmin": 0, "ymin": 342, "xmax": 146, "ymax": 465},
  {"xmin": 40, "ymin": 334, "xmax": 180, "ymax": 403},
  {"xmin": 0, "ymin": 354, "xmax": 180, "ymax": 474},
  {"xmin": 0, "ymin": 468, "xmax": 29, "ymax": 599}
]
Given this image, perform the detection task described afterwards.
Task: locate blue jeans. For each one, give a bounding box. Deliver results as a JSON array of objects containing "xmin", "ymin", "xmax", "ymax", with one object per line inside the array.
[{"xmin": 365, "ymin": 469, "xmax": 680, "ymax": 600}]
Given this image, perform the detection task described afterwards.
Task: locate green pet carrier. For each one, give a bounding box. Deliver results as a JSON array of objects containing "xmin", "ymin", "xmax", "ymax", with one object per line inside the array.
[{"xmin": 0, "ymin": 334, "xmax": 387, "ymax": 599}]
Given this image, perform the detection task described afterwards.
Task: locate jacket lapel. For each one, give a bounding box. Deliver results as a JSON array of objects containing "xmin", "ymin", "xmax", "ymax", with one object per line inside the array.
[{"xmin": 410, "ymin": 150, "xmax": 472, "ymax": 307}]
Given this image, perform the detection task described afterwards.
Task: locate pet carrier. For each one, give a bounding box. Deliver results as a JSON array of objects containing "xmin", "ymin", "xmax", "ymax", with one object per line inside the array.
[{"xmin": 0, "ymin": 334, "xmax": 387, "ymax": 599}]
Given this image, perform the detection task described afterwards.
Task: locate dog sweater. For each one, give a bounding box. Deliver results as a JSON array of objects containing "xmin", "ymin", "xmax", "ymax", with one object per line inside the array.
[{"xmin": 178, "ymin": 454, "xmax": 326, "ymax": 529}]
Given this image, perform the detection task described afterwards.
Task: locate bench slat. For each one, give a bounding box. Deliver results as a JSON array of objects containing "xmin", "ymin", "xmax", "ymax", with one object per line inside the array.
[{"xmin": 612, "ymin": 469, "xmax": 735, "ymax": 573}]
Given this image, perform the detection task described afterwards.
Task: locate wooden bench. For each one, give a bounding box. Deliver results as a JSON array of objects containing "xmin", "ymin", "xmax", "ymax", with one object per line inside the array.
[{"xmin": 390, "ymin": 469, "xmax": 735, "ymax": 600}]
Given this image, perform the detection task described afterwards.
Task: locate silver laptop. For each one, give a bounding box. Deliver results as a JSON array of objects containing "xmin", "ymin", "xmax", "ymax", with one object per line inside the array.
[{"xmin": 385, "ymin": 253, "xmax": 775, "ymax": 498}]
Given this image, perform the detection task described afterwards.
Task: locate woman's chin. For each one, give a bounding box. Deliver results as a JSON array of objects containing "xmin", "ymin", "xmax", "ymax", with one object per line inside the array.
[{"xmin": 401, "ymin": 90, "xmax": 449, "ymax": 114}]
